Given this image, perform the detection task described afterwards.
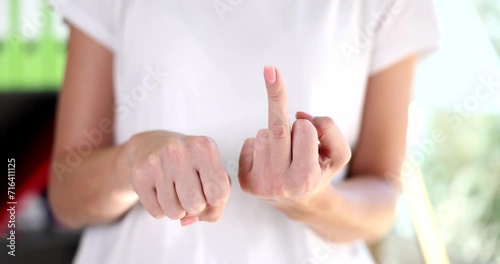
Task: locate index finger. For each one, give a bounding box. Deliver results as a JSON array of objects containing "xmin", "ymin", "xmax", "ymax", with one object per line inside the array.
[{"xmin": 264, "ymin": 66, "xmax": 290, "ymax": 139}]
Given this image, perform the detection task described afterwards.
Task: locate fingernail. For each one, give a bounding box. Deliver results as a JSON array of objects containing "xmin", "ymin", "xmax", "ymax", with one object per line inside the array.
[
  {"xmin": 180, "ymin": 216, "xmax": 199, "ymax": 226},
  {"xmin": 297, "ymin": 111, "xmax": 314, "ymax": 120},
  {"xmin": 264, "ymin": 66, "xmax": 276, "ymax": 84}
]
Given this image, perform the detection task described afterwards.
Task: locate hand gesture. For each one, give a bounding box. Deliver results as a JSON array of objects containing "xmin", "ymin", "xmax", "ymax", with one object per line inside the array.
[{"xmin": 238, "ymin": 67, "xmax": 351, "ymax": 207}]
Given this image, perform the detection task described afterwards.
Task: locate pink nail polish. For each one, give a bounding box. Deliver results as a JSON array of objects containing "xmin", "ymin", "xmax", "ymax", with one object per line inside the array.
[
  {"xmin": 264, "ymin": 66, "xmax": 277, "ymax": 84},
  {"xmin": 180, "ymin": 216, "xmax": 199, "ymax": 226}
]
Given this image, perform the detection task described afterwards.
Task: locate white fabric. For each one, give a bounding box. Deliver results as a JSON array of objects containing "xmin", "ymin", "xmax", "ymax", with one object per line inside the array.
[{"xmin": 51, "ymin": 0, "xmax": 440, "ymax": 263}]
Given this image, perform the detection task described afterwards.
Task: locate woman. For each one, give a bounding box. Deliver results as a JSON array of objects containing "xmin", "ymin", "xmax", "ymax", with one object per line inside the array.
[{"xmin": 49, "ymin": 0, "xmax": 440, "ymax": 263}]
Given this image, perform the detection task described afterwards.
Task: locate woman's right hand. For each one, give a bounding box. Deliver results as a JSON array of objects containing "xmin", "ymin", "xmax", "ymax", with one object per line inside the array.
[{"xmin": 120, "ymin": 131, "xmax": 231, "ymax": 226}]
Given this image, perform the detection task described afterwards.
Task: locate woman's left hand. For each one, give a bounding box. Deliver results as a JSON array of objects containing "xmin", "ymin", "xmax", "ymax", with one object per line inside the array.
[{"xmin": 238, "ymin": 66, "xmax": 352, "ymax": 213}]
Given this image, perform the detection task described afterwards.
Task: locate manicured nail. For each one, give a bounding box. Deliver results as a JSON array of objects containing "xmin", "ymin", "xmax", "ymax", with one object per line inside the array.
[
  {"xmin": 180, "ymin": 216, "xmax": 199, "ymax": 226},
  {"xmin": 264, "ymin": 66, "xmax": 276, "ymax": 84}
]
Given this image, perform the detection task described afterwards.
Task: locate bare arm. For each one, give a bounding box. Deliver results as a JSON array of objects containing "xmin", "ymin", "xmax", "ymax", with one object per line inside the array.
[{"xmin": 48, "ymin": 26, "xmax": 138, "ymax": 228}]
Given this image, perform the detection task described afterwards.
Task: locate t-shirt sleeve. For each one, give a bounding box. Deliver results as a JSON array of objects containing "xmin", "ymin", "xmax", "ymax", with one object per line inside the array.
[
  {"xmin": 49, "ymin": 0, "xmax": 120, "ymax": 52},
  {"xmin": 369, "ymin": 0, "xmax": 441, "ymax": 75}
]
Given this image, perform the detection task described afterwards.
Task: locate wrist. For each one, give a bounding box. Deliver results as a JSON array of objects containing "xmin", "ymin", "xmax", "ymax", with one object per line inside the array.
[
  {"xmin": 115, "ymin": 139, "xmax": 135, "ymax": 192},
  {"xmin": 271, "ymin": 185, "xmax": 338, "ymax": 222}
]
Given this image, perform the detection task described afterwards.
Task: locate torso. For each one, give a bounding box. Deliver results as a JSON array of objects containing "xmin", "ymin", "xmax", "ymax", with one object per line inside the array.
[{"xmin": 75, "ymin": 1, "xmax": 382, "ymax": 263}]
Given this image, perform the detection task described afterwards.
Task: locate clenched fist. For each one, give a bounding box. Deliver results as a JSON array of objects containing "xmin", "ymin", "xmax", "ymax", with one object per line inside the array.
[
  {"xmin": 238, "ymin": 67, "xmax": 351, "ymax": 208},
  {"xmin": 123, "ymin": 131, "xmax": 231, "ymax": 226}
]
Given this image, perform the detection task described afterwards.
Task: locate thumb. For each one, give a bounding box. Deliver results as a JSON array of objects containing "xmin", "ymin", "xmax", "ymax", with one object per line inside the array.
[
  {"xmin": 295, "ymin": 112, "xmax": 351, "ymax": 165},
  {"xmin": 238, "ymin": 138, "xmax": 255, "ymax": 179}
]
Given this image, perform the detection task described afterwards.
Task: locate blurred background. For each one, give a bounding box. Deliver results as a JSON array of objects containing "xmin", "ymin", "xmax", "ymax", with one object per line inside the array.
[{"xmin": 0, "ymin": 0, "xmax": 499, "ymax": 263}]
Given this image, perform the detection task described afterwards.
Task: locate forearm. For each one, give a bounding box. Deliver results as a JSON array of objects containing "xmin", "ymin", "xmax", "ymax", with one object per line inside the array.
[
  {"xmin": 49, "ymin": 144, "xmax": 138, "ymax": 229},
  {"xmin": 278, "ymin": 176, "xmax": 399, "ymax": 243}
]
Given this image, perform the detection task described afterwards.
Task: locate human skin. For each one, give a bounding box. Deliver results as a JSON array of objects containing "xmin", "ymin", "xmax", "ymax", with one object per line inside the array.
[{"xmin": 49, "ymin": 25, "xmax": 414, "ymax": 242}]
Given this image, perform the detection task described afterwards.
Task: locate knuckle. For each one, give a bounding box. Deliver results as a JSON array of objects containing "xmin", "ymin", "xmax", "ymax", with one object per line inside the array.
[
  {"xmin": 241, "ymin": 138, "xmax": 255, "ymax": 152},
  {"xmin": 269, "ymin": 181, "xmax": 287, "ymax": 198},
  {"xmin": 152, "ymin": 214, "xmax": 164, "ymax": 219},
  {"xmin": 187, "ymin": 136, "xmax": 216, "ymax": 151},
  {"xmin": 146, "ymin": 152, "xmax": 161, "ymax": 165},
  {"xmin": 163, "ymin": 140, "xmax": 184, "ymax": 158},
  {"xmin": 208, "ymin": 214, "xmax": 222, "ymax": 222},
  {"xmin": 268, "ymin": 88, "xmax": 284, "ymax": 100},
  {"xmin": 320, "ymin": 116, "xmax": 335, "ymax": 126},
  {"xmin": 206, "ymin": 187, "xmax": 229, "ymax": 206},
  {"xmin": 333, "ymin": 142, "xmax": 352, "ymax": 168},
  {"xmin": 317, "ymin": 117, "xmax": 335, "ymax": 132},
  {"xmin": 293, "ymin": 119, "xmax": 309, "ymax": 129},
  {"xmin": 256, "ymin": 129, "xmax": 270, "ymax": 145},
  {"xmin": 132, "ymin": 166, "xmax": 150, "ymax": 188},
  {"xmin": 256, "ymin": 129, "xmax": 269, "ymax": 139},
  {"xmin": 239, "ymin": 177, "xmax": 260, "ymax": 196},
  {"xmin": 270, "ymin": 124, "xmax": 288, "ymax": 139},
  {"xmin": 302, "ymin": 161, "xmax": 318, "ymax": 176},
  {"xmin": 126, "ymin": 133, "xmax": 143, "ymax": 151},
  {"xmin": 202, "ymin": 211, "xmax": 222, "ymax": 222},
  {"xmin": 286, "ymin": 169, "xmax": 319, "ymax": 195},
  {"xmin": 199, "ymin": 136, "xmax": 216, "ymax": 148},
  {"xmin": 204, "ymin": 175, "xmax": 230, "ymax": 206},
  {"xmin": 148, "ymin": 209, "xmax": 165, "ymax": 219},
  {"xmin": 302, "ymin": 175, "xmax": 317, "ymax": 193},
  {"xmin": 184, "ymin": 200, "xmax": 207, "ymax": 215},
  {"xmin": 165, "ymin": 209, "xmax": 185, "ymax": 220},
  {"xmin": 293, "ymin": 119, "xmax": 316, "ymax": 134}
]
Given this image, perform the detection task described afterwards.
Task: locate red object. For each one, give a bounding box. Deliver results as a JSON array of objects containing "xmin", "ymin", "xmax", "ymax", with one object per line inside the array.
[{"xmin": 0, "ymin": 93, "xmax": 56, "ymax": 233}]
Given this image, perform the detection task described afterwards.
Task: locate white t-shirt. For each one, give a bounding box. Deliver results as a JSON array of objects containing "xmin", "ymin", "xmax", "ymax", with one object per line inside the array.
[{"xmin": 51, "ymin": 0, "xmax": 440, "ymax": 263}]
